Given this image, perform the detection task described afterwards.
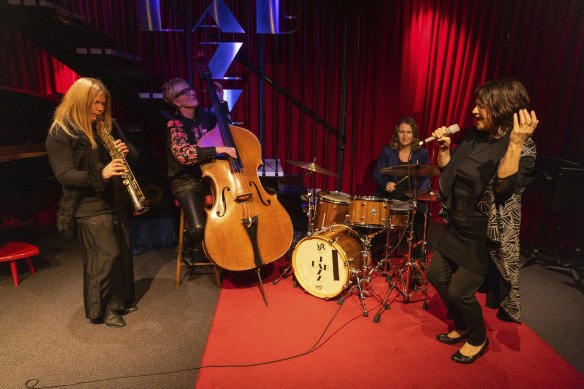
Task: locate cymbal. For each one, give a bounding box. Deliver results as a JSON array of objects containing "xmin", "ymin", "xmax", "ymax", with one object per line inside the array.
[
  {"xmin": 379, "ymin": 164, "xmax": 441, "ymax": 177},
  {"xmin": 406, "ymin": 190, "xmax": 440, "ymax": 202},
  {"xmin": 286, "ymin": 159, "xmax": 339, "ymax": 177}
]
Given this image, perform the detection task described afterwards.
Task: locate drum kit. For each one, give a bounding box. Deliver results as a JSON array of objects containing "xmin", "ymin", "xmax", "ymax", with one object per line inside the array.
[{"xmin": 280, "ymin": 159, "xmax": 442, "ymax": 319}]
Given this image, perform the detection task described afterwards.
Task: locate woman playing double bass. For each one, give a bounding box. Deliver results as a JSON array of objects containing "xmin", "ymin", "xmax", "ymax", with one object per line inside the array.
[{"xmin": 161, "ymin": 78, "xmax": 236, "ymax": 266}]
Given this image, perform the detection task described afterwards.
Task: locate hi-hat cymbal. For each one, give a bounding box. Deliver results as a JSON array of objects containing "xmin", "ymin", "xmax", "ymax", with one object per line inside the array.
[
  {"xmin": 406, "ymin": 190, "xmax": 440, "ymax": 202},
  {"xmin": 286, "ymin": 159, "xmax": 339, "ymax": 177},
  {"xmin": 379, "ymin": 164, "xmax": 441, "ymax": 177}
]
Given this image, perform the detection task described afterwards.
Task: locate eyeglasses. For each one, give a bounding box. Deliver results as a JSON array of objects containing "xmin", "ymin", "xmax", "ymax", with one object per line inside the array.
[{"xmin": 174, "ymin": 87, "xmax": 195, "ymax": 99}]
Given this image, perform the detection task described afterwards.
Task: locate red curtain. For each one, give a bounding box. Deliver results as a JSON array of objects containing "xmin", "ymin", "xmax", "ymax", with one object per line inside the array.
[{"xmin": 1, "ymin": 0, "xmax": 583, "ymax": 195}]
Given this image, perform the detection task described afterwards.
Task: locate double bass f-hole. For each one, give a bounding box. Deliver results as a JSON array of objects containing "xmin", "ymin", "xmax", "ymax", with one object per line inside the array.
[{"xmin": 250, "ymin": 181, "xmax": 271, "ymax": 206}]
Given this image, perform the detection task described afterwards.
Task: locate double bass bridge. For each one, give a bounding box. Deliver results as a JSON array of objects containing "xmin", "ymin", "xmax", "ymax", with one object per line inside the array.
[{"xmin": 235, "ymin": 190, "xmax": 253, "ymax": 203}]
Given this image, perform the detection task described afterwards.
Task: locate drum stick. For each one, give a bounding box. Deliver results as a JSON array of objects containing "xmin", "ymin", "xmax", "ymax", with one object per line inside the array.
[{"xmin": 394, "ymin": 176, "xmax": 408, "ymax": 185}]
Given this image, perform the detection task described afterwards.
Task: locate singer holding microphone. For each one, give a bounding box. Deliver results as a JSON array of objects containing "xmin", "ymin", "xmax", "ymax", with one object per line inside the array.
[
  {"xmin": 46, "ymin": 78, "xmax": 137, "ymax": 328},
  {"xmin": 425, "ymin": 79, "xmax": 538, "ymax": 363}
]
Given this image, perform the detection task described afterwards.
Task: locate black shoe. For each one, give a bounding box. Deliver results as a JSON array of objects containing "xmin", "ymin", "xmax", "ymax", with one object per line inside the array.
[
  {"xmin": 182, "ymin": 256, "xmax": 196, "ymax": 266},
  {"xmin": 115, "ymin": 305, "xmax": 138, "ymax": 315},
  {"xmin": 89, "ymin": 317, "xmax": 104, "ymax": 325},
  {"xmin": 436, "ymin": 333, "xmax": 466, "ymax": 345},
  {"xmin": 105, "ymin": 312, "xmax": 126, "ymax": 328},
  {"xmin": 451, "ymin": 338, "xmax": 489, "ymax": 364},
  {"xmin": 125, "ymin": 305, "xmax": 138, "ymax": 313}
]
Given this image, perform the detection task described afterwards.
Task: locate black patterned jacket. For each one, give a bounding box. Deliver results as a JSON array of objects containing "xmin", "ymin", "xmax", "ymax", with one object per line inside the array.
[
  {"xmin": 45, "ymin": 122, "xmax": 136, "ymax": 238},
  {"xmin": 439, "ymin": 127, "xmax": 537, "ymax": 322}
]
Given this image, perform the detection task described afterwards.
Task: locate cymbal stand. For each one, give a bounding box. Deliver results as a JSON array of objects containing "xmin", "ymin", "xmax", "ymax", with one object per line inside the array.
[
  {"xmin": 305, "ymin": 169, "xmax": 318, "ymax": 236},
  {"xmin": 273, "ymin": 170, "xmax": 317, "ymax": 286},
  {"xmin": 379, "ymin": 224, "xmax": 408, "ymax": 276},
  {"xmin": 411, "ymin": 198, "xmax": 432, "ymax": 263}
]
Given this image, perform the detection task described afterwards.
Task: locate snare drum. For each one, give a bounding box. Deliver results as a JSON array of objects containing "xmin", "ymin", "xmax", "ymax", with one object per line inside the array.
[
  {"xmin": 314, "ymin": 191, "xmax": 350, "ymax": 230},
  {"xmin": 347, "ymin": 196, "xmax": 391, "ymax": 228},
  {"xmin": 388, "ymin": 200, "xmax": 411, "ymax": 229},
  {"xmin": 292, "ymin": 224, "xmax": 362, "ymax": 299}
]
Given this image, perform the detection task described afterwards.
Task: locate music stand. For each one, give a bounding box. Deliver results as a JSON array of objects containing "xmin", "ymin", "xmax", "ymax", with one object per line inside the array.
[{"xmin": 521, "ymin": 157, "xmax": 584, "ymax": 293}]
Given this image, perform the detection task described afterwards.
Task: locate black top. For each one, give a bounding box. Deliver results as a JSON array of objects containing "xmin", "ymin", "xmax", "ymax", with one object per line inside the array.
[
  {"xmin": 165, "ymin": 102, "xmax": 229, "ymax": 195},
  {"xmin": 438, "ymin": 129, "xmax": 510, "ymax": 275},
  {"xmin": 45, "ymin": 122, "xmax": 134, "ymax": 219}
]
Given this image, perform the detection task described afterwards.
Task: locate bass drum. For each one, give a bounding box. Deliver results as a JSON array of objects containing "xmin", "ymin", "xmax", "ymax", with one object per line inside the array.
[{"xmin": 292, "ymin": 224, "xmax": 362, "ymax": 299}]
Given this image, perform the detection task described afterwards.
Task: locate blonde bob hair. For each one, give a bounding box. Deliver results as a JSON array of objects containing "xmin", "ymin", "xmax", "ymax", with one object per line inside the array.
[{"xmin": 49, "ymin": 77, "xmax": 112, "ymax": 148}]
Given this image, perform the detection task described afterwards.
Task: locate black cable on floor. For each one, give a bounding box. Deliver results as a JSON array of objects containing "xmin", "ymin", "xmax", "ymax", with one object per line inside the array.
[{"xmin": 25, "ymin": 297, "xmax": 378, "ymax": 388}]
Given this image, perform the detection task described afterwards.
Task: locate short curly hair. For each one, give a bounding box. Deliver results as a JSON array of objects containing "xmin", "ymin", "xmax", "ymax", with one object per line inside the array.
[
  {"xmin": 161, "ymin": 78, "xmax": 189, "ymax": 105},
  {"xmin": 475, "ymin": 79, "xmax": 530, "ymax": 130}
]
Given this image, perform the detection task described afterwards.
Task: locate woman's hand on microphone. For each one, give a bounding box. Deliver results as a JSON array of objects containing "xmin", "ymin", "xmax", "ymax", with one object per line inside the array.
[{"xmin": 432, "ymin": 126, "xmax": 452, "ymax": 150}]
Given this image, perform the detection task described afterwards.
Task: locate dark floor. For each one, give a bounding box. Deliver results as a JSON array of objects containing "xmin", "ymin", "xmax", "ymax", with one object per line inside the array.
[{"xmin": 1, "ymin": 218, "xmax": 583, "ymax": 389}]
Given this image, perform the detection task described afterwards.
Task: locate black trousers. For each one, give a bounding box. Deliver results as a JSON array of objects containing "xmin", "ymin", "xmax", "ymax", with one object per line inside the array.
[
  {"xmin": 174, "ymin": 186, "xmax": 209, "ymax": 262},
  {"xmin": 425, "ymin": 250, "xmax": 487, "ymax": 346},
  {"xmin": 77, "ymin": 212, "xmax": 135, "ymax": 320}
]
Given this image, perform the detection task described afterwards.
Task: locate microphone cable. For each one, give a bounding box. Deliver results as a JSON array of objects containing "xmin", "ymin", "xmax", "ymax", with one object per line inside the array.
[{"xmin": 25, "ymin": 295, "xmax": 379, "ymax": 388}]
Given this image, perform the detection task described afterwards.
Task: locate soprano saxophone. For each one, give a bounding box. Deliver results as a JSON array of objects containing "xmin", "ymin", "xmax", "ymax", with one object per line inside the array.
[{"xmin": 98, "ymin": 120, "xmax": 149, "ymax": 216}]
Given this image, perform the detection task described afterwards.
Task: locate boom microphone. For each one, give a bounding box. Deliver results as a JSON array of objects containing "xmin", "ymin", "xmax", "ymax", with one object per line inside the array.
[{"xmin": 419, "ymin": 124, "xmax": 460, "ymax": 146}]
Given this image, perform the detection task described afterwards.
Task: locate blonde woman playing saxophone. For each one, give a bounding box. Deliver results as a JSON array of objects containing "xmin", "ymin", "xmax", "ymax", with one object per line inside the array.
[{"xmin": 46, "ymin": 77, "xmax": 137, "ymax": 328}]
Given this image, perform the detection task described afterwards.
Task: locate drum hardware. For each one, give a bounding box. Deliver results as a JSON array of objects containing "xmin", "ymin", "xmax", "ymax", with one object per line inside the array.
[
  {"xmin": 272, "ymin": 244, "xmax": 299, "ymax": 286},
  {"xmin": 275, "ymin": 159, "xmax": 340, "ymax": 285},
  {"xmin": 373, "ymin": 201, "xmax": 431, "ymax": 323},
  {"xmin": 285, "ymin": 159, "xmax": 340, "ymax": 235},
  {"xmin": 336, "ymin": 229, "xmax": 387, "ymax": 317},
  {"xmin": 377, "ymin": 223, "xmax": 409, "ymax": 277},
  {"xmin": 404, "ymin": 189, "xmax": 439, "ymax": 262}
]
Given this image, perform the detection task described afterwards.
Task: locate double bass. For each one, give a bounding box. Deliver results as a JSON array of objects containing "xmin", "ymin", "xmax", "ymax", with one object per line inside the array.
[{"xmin": 196, "ymin": 56, "xmax": 293, "ymax": 300}]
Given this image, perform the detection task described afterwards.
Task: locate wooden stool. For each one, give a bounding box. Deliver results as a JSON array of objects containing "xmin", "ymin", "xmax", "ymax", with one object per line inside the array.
[
  {"xmin": 0, "ymin": 242, "xmax": 38, "ymax": 287},
  {"xmin": 176, "ymin": 208, "xmax": 221, "ymax": 287}
]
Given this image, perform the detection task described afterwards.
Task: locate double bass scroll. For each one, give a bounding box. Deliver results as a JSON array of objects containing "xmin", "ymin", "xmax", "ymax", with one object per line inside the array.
[{"xmin": 195, "ymin": 53, "xmax": 294, "ymax": 272}]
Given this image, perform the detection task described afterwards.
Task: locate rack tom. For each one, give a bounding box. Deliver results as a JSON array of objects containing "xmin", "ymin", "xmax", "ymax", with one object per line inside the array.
[
  {"xmin": 314, "ymin": 191, "xmax": 350, "ymax": 231},
  {"xmin": 347, "ymin": 195, "xmax": 391, "ymax": 228}
]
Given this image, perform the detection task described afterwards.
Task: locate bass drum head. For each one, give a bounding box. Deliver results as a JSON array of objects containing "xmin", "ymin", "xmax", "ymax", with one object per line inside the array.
[{"xmin": 292, "ymin": 224, "xmax": 362, "ymax": 299}]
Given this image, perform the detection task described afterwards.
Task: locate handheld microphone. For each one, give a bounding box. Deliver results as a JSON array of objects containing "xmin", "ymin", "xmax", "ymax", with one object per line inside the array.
[{"xmin": 419, "ymin": 124, "xmax": 460, "ymax": 146}]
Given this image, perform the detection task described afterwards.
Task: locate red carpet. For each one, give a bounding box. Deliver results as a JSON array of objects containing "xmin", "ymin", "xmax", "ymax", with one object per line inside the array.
[{"xmin": 196, "ymin": 261, "xmax": 584, "ymax": 389}]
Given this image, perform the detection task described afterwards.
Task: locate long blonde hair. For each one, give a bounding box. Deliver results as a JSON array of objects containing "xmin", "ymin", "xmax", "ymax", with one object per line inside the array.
[{"xmin": 49, "ymin": 77, "xmax": 112, "ymax": 148}]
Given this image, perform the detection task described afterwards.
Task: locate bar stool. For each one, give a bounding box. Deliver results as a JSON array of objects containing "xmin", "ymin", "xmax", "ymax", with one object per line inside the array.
[
  {"xmin": 176, "ymin": 207, "xmax": 221, "ymax": 287},
  {"xmin": 0, "ymin": 242, "xmax": 38, "ymax": 287}
]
